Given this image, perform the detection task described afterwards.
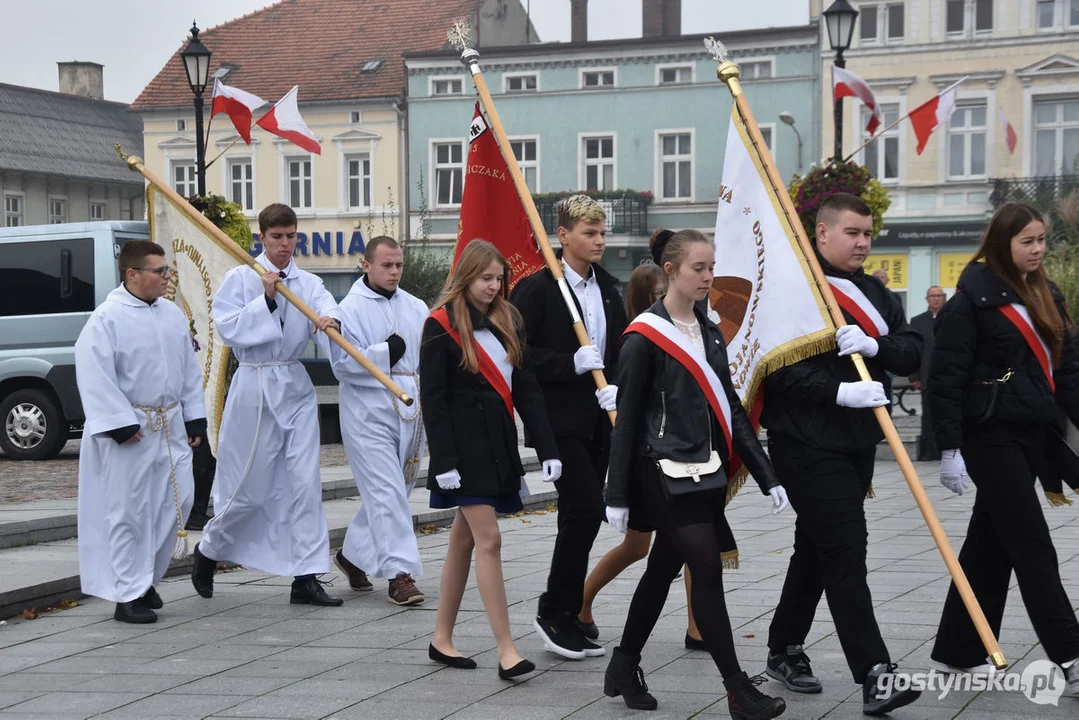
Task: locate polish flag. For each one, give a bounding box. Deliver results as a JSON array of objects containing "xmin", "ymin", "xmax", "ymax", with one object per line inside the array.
[
  {"xmin": 255, "ymin": 86, "xmax": 321, "ymax": 155},
  {"xmin": 210, "ymin": 79, "xmax": 266, "ymax": 144},
  {"xmin": 999, "ymin": 106, "xmax": 1018, "ymax": 154},
  {"xmin": 833, "ymin": 65, "xmax": 882, "ymax": 136},
  {"xmin": 909, "ymin": 78, "xmax": 966, "ymax": 155}
]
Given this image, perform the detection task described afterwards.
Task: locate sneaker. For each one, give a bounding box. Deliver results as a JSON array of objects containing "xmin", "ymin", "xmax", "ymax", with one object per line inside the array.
[
  {"xmin": 534, "ymin": 616, "xmax": 587, "ymax": 660},
  {"xmin": 579, "ymin": 632, "xmax": 606, "ymax": 658},
  {"xmin": 766, "ymin": 644, "xmax": 822, "ymax": 694},
  {"xmin": 334, "ymin": 550, "xmax": 373, "ymax": 591},
  {"xmin": 388, "ymin": 573, "xmax": 425, "ymax": 606},
  {"xmin": 724, "ymin": 671, "xmax": 786, "ymax": 720},
  {"xmin": 863, "ymin": 663, "xmax": 920, "ymax": 715},
  {"xmin": 1064, "ymin": 658, "xmax": 1079, "ymax": 698}
]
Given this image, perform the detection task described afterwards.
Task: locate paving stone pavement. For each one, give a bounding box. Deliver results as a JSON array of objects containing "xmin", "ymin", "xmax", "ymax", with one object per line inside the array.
[{"xmin": 0, "ymin": 459, "xmax": 1077, "ymax": 719}]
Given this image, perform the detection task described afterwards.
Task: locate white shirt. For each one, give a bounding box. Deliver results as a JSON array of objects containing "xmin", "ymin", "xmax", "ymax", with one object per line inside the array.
[{"xmin": 563, "ymin": 260, "xmax": 607, "ymax": 359}]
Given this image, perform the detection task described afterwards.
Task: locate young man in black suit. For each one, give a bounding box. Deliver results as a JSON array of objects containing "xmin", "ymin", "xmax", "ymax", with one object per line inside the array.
[{"xmin": 511, "ymin": 195, "xmax": 628, "ymax": 660}]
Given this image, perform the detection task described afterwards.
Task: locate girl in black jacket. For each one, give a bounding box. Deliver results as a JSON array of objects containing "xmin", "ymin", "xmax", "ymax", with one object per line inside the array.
[
  {"xmin": 602, "ymin": 229, "xmax": 789, "ymax": 719},
  {"xmin": 928, "ymin": 203, "xmax": 1079, "ymax": 694},
  {"xmin": 420, "ymin": 240, "xmax": 561, "ymax": 679}
]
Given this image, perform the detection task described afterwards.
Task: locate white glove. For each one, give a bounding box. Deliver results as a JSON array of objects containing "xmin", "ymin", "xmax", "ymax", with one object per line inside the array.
[
  {"xmin": 606, "ymin": 506, "xmax": 629, "ymax": 534},
  {"xmin": 940, "ymin": 449, "xmax": 969, "ymax": 496},
  {"xmin": 542, "ymin": 459, "xmax": 563, "ymax": 483},
  {"xmin": 836, "ymin": 325, "xmax": 879, "ymax": 358},
  {"xmin": 435, "ymin": 469, "xmax": 462, "ymax": 490},
  {"xmin": 836, "ymin": 381, "xmax": 889, "ymax": 408},
  {"xmin": 573, "ymin": 345, "xmax": 604, "ymax": 375},
  {"xmin": 770, "ymin": 485, "xmax": 790, "ymax": 515},
  {"xmin": 596, "ymin": 385, "xmax": 618, "ymax": 412}
]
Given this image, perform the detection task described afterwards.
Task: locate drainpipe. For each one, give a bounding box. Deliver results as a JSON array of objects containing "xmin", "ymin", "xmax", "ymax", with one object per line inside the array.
[{"xmin": 395, "ymin": 97, "xmax": 409, "ymax": 240}]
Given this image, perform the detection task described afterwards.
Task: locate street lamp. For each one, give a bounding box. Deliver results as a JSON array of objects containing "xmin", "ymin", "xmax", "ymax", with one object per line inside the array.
[
  {"xmin": 823, "ymin": 0, "xmax": 858, "ymax": 161},
  {"xmin": 181, "ymin": 21, "xmax": 212, "ymax": 197},
  {"xmin": 779, "ymin": 112, "xmax": 803, "ymax": 171}
]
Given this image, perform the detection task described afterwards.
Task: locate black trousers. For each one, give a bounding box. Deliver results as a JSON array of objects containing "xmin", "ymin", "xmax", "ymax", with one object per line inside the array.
[
  {"xmin": 932, "ymin": 427, "xmax": 1079, "ymax": 667},
  {"xmin": 191, "ymin": 440, "xmax": 216, "ymax": 516},
  {"xmin": 766, "ymin": 435, "xmax": 890, "ymax": 684},
  {"xmin": 918, "ymin": 389, "xmax": 941, "ymax": 461},
  {"xmin": 539, "ymin": 418, "xmax": 609, "ymax": 620}
]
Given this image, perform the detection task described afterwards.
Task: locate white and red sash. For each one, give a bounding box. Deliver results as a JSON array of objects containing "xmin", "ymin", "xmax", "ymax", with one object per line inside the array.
[
  {"xmin": 430, "ymin": 307, "xmax": 514, "ymax": 417},
  {"xmin": 624, "ymin": 313, "xmax": 734, "ymax": 461},
  {"xmin": 998, "ymin": 303, "xmax": 1055, "ymax": 393},
  {"xmin": 827, "ymin": 277, "xmax": 889, "ymax": 338}
]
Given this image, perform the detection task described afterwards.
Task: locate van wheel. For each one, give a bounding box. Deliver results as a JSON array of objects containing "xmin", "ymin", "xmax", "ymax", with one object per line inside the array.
[{"xmin": 0, "ymin": 389, "xmax": 68, "ymax": 461}]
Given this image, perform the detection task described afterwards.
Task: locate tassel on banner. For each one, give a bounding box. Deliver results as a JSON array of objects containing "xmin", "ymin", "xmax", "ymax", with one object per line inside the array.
[
  {"xmin": 721, "ymin": 550, "xmax": 740, "ymax": 570},
  {"xmin": 1046, "ymin": 492, "xmax": 1073, "ymax": 507}
]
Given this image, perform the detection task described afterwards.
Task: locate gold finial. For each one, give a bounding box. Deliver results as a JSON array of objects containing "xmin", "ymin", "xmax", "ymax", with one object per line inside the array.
[
  {"xmin": 447, "ymin": 19, "xmax": 473, "ymax": 52},
  {"xmin": 114, "ymin": 143, "xmax": 128, "ymax": 161},
  {"xmin": 704, "ymin": 36, "xmax": 728, "ymax": 63},
  {"xmin": 718, "ymin": 61, "xmax": 743, "ymax": 98}
]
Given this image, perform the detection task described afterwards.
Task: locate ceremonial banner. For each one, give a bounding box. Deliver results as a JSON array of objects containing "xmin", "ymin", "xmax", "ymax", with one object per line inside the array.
[{"xmin": 148, "ymin": 184, "xmax": 238, "ymax": 453}]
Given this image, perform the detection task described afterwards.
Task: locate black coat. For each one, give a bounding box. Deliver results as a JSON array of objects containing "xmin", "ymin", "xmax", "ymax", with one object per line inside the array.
[
  {"xmin": 605, "ymin": 301, "xmax": 780, "ymax": 508},
  {"xmin": 908, "ymin": 310, "xmax": 937, "ymax": 387},
  {"xmin": 761, "ymin": 259, "xmax": 923, "ymax": 451},
  {"xmin": 510, "ymin": 257, "xmax": 629, "ymax": 440},
  {"xmin": 928, "ymin": 262, "xmax": 1079, "ymax": 451},
  {"xmin": 419, "ymin": 303, "xmax": 559, "ymax": 498}
]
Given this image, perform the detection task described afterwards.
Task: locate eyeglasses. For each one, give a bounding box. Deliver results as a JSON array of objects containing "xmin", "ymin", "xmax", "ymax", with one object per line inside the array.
[{"xmin": 133, "ymin": 265, "xmax": 173, "ymax": 277}]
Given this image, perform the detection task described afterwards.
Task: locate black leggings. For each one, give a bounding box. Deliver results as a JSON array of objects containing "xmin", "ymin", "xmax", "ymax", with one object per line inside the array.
[{"xmin": 619, "ymin": 520, "xmax": 741, "ymax": 680}]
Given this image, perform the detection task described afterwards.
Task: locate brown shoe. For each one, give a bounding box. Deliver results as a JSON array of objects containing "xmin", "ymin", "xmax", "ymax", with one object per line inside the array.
[
  {"xmin": 334, "ymin": 550, "xmax": 373, "ymax": 591},
  {"xmin": 388, "ymin": 572, "xmax": 425, "ymax": 606}
]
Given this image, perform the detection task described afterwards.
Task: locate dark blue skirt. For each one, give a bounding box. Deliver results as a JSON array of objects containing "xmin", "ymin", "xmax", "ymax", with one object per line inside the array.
[{"xmin": 429, "ymin": 490, "xmax": 524, "ymax": 515}]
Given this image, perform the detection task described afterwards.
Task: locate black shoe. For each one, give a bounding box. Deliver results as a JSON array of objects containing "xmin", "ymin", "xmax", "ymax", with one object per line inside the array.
[
  {"xmin": 498, "ymin": 659, "xmax": 536, "ymax": 680},
  {"xmin": 190, "ymin": 543, "xmax": 216, "ymax": 599},
  {"xmin": 863, "ymin": 663, "xmax": 920, "ymax": 715},
  {"xmin": 766, "ymin": 644, "xmax": 822, "ymax": 694},
  {"xmin": 290, "ymin": 576, "xmax": 344, "ymax": 606},
  {"xmin": 114, "ymin": 601, "xmax": 157, "ymax": 624},
  {"xmin": 1064, "ymin": 658, "xmax": 1079, "ymax": 698},
  {"xmin": 604, "ymin": 647, "xmax": 658, "ymax": 710},
  {"xmin": 429, "ymin": 643, "xmax": 477, "ymax": 669},
  {"xmin": 138, "ymin": 586, "xmax": 164, "ymax": 610},
  {"xmin": 184, "ymin": 510, "xmax": 212, "ymax": 532},
  {"xmin": 685, "ymin": 633, "xmax": 707, "ymax": 651},
  {"xmin": 534, "ymin": 616, "xmax": 587, "ymax": 660},
  {"xmin": 725, "ymin": 671, "xmax": 786, "ymax": 720},
  {"xmin": 575, "ymin": 618, "xmax": 600, "ymax": 640}
]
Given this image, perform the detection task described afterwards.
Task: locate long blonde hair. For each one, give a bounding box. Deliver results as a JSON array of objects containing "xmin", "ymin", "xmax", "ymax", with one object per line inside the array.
[{"xmin": 435, "ymin": 240, "xmax": 523, "ymax": 373}]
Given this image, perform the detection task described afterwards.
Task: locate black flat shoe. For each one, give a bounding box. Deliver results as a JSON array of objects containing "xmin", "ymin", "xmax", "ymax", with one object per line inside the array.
[
  {"xmin": 498, "ymin": 659, "xmax": 536, "ymax": 680},
  {"xmin": 685, "ymin": 633, "xmax": 707, "ymax": 651},
  {"xmin": 191, "ymin": 543, "xmax": 216, "ymax": 599},
  {"xmin": 575, "ymin": 618, "xmax": 600, "ymax": 640},
  {"xmin": 429, "ymin": 643, "xmax": 477, "ymax": 669},
  {"xmin": 139, "ymin": 586, "xmax": 163, "ymax": 610},
  {"xmin": 114, "ymin": 601, "xmax": 157, "ymax": 624}
]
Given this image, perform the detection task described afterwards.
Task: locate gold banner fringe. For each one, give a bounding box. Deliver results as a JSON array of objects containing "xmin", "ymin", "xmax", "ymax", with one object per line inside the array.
[
  {"xmin": 1046, "ymin": 492, "xmax": 1073, "ymax": 507},
  {"xmin": 721, "ymin": 550, "xmax": 739, "ymax": 570},
  {"xmin": 866, "ymin": 485, "xmax": 876, "ymax": 499}
]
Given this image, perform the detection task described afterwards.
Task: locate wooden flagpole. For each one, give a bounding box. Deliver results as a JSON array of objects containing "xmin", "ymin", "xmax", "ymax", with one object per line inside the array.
[
  {"xmin": 117, "ymin": 145, "xmax": 414, "ymax": 406},
  {"xmin": 708, "ymin": 47, "xmax": 1005, "ymax": 669},
  {"xmin": 450, "ymin": 22, "xmax": 615, "ymax": 426}
]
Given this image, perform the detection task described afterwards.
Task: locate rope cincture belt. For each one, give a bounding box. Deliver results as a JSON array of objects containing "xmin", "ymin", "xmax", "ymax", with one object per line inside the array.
[
  {"xmin": 391, "ymin": 370, "xmax": 423, "ymax": 486},
  {"xmin": 130, "ymin": 400, "xmax": 189, "ymax": 561}
]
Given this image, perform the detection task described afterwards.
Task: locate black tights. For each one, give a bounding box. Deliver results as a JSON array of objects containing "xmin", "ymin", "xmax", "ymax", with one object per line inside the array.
[{"xmin": 619, "ymin": 521, "xmax": 741, "ymax": 680}]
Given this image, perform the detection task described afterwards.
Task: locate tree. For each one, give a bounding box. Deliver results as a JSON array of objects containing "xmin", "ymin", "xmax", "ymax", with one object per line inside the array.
[{"xmin": 396, "ymin": 166, "xmax": 451, "ymax": 307}]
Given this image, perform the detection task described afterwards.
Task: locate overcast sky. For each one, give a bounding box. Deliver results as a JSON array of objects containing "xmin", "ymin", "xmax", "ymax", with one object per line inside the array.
[{"xmin": 2, "ymin": 0, "xmax": 808, "ymax": 103}]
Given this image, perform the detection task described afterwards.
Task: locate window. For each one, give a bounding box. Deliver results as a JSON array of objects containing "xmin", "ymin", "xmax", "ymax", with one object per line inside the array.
[
  {"xmin": 581, "ymin": 135, "xmax": 615, "ymax": 191},
  {"xmin": 172, "ymin": 162, "xmax": 197, "ymax": 198},
  {"xmin": 759, "ymin": 126, "xmax": 774, "ymax": 152},
  {"xmin": 89, "ymin": 201, "xmax": 106, "ymax": 221},
  {"xmin": 659, "ymin": 133, "xmax": 692, "ymax": 200},
  {"xmin": 740, "ymin": 60, "xmax": 773, "ymax": 80},
  {"xmin": 176, "ymin": 119, "xmax": 187, "ymax": 132},
  {"xmin": 4, "ymin": 194, "xmax": 23, "ymax": 227},
  {"xmin": 860, "ymin": 3, "xmax": 904, "ymax": 41},
  {"xmin": 505, "ymin": 74, "xmax": 538, "ymax": 93},
  {"xmin": 1033, "ymin": 99, "xmax": 1079, "ymax": 176},
  {"xmin": 0, "ymin": 238, "xmax": 96, "ymax": 316},
  {"xmin": 509, "ymin": 139, "xmax": 538, "ymax": 193},
  {"xmin": 1038, "ymin": 0, "xmax": 1055, "ymax": 27},
  {"xmin": 976, "ymin": 0, "xmax": 994, "ymax": 30},
  {"xmin": 863, "ymin": 104, "xmax": 901, "ymax": 182},
  {"xmin": 947, "ymin": 104, "xmax": 987, "ymax": 178},
  {"xmin": 347, "ymin": 154, "xmax": 372, "ymax": 208},
  {"xmin": 433, "ymin": 142, "xmax": 464, "ymax": 206},
  {"xmin": 362, "ymin": 60, "xmax": 384, "ymax": 73},
  {"xmin": 658, "ymin": 65, "xmax": 693, "ymax": 85},
  {"xmin": 581, "ymin": 70, "xmax": 615, "ymax": 88},
  {"xmin": 48, "ymin": 197, "xmax": 67, "ymax": 225},
  {"xmin": 861, "ymin": 5, "xmax": 879, "ymax": 39},
  {"xmin": 227, "ymin": 158, "xmax": 254, "ymax": 211},
  {"xmin": 287, "ymin": 157, "xmax": 313, "ymax": 208},
  {"xmin": 432, "ymin": 78, "xmax": 464, "ymax": 95},
  {"xmin": 1072, "ymin": 0, "xmax": 1079, "ymax": 26},
  {"xmin": 950, "ymin": 0, "xmax": 994, "ymax": 33},
  {"xmin": 349, "ymin": 111, "xmax": 362, "ymax": 124}
]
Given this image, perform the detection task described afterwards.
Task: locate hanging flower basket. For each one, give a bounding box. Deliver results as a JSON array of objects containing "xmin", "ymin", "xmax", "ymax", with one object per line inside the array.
[{"xmin": 788, "ymin": 159, "xmax": 891, "ymax": 240}]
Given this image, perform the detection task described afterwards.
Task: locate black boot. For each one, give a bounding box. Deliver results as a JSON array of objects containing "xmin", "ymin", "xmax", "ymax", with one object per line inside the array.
[
  {"xmin": 114, "ymin": 601, "xmax": 157, "ymax": 624},
  {"xmin": 290, "ymin": 575, "xmax": 343, "ymax": 606},
  {"xmin": 725, "ymin": 671, "xmax": 786, "ymax": 720},
  {"xmin": 191, "ymin": 543, "xmax": 216, "ymax": 598},
  {"xmin": 603, "ymin": 647, "xmax": 658, "ymax": 710},
  {"xmin": 138, "ymin": 586, "xmax": 163, "ymax": 610},
  {"xmin": 184, "ymin": 509, "xmax": 212, "ymax": 532},
  {"xmin": 863, "ymin": 663, "xmax": 920, "ymax": 715}
]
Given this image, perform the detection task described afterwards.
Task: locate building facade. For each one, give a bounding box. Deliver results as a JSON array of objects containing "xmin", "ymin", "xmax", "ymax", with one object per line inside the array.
[{"xmin": 813, "ymin": 0, "xmax": 1079, "ymax": 314}]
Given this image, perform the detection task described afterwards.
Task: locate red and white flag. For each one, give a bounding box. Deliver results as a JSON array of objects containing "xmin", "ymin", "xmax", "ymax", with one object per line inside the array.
[
  {"xmin": 255, "ymin": 86, "xmax": 321, "ymax": 155},
  {"xmin": 998, "ymin": 106, "xmax": 1018, "ymax": 154},
  {"xmin": 909, "ymin": 78, "xmax": 966, "ymax": 155},
  {"xmin": 833, "ymin": 65, "xmax": 882, "ymax": 136},
  {"xmin": 210, "ymin": 79, "xmax": 266, "ymax": 144}
]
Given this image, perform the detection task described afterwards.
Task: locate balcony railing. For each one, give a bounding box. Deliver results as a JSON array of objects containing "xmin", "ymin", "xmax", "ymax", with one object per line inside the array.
[
  {"xmin": 990, "ymin": 175, "xmax": 1079, "ymax": 209},
  {"xmin": 532, "ymin": 193, "xmax": 651, "ymax": 236}
]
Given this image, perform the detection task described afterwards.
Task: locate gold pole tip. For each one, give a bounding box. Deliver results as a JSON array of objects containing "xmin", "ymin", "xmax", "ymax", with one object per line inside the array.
[
  {"xmin": 718, "ymin": 61, "xmax": 740, "ymax": 82},
  {"xmin": 126, "ymin": 155, "xmax": 143, "ymax": 170},
  {"xmin": 401, "ymin": 394, "xmax": 415, "ymax": 407},
  {"xmin": 988, "ymin": 651, "xmax": 1007, "ymax": 669}
]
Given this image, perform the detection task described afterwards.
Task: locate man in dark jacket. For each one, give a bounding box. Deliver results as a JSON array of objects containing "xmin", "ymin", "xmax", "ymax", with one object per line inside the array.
[
  {"xmin": 511, "ymin": 195, "xmax": 628, "ymax": 660},
  {"xmin": 909, "ymin": 286, "xmax": 946, "ymax": 460},
  {"xmin": 761, "ymin": 193, "xmax": 923, "ymax": 715}
]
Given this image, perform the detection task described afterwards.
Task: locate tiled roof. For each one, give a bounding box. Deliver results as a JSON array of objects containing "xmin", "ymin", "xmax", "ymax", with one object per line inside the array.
[
  {"xmin": 131, "ymin": 0, "xmax": 487, "ymax": 110},
  {"xmin": 0, "ymin": 84, "xmax": 144, "ymax": 184}
]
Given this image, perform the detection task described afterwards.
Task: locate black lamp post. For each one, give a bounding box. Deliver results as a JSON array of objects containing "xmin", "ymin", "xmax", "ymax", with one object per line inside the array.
[
  {"xmin": 823, "ymin": 0, "xmax": 858, "ymax": 161},
  {"xmin": 181, "ymin": 21, "xmax": 212, "ymax": 197}
]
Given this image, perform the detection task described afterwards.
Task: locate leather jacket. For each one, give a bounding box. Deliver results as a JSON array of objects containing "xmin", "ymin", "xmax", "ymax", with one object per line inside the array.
[{"xmin": 605, "ymin": 301, "xmax": 780, "ymax": 508}]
